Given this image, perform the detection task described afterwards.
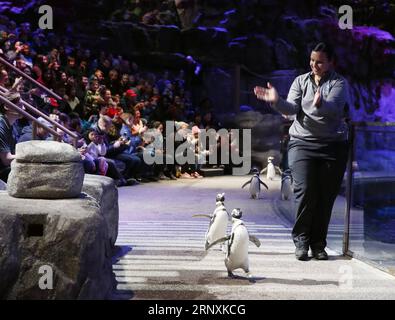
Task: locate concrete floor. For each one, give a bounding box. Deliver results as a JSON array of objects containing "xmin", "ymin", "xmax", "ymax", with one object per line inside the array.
[{"xmin": 112, "ymin": 175, "xmax": 395, "ymax": 300}]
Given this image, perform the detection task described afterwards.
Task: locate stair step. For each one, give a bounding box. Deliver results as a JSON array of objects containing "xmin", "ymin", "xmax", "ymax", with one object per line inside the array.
[{"xmin": 200, "ymin": 168, "xmax": 224, "ymax": 177}]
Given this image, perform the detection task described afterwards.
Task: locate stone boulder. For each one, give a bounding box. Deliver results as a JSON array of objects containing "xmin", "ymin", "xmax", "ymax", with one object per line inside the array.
[
  {"xmin": 100, "ymin": 22, "xmax": 154, "ymax": 54},
  {"xmin": 6, "ymin": 141, "xmax": 84, "ymax": 199},
  {"xmin": 82, "ymin": 175, "xmax": 119, "ymax": 247},
  {"xmin": 181, "ymin": 26, "xmax": 229, "ymax": 58},
  {"xmin": 243, "ymin": 34, "xmax": 275, "ymax": 73},
  {"xmin": 274, "ymin": 38, "xmax": 298, "ymax": 69},
  {"xmin": 15, "ymin": 141, "xmax": 81, "ymax": 163},
  {"xmin": 0, "ymin": 192, "xmax": 115, "ymax": 299},
  {"xmin": 7, "ymin": 162, "xmax": 84, "ymax": 199},
  {"xmin": 150, "ymin": 24, "xmax": 181, "ymax": 53},
  {"xmin": 234, "ymin": 111, "xmax": 284, "ymax": 170}
]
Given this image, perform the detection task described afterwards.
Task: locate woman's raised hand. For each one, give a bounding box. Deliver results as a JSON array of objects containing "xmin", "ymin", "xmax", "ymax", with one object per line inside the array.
[{"xmin": 254, "ymin": 82, "xmax": 279, "ymax": 104}]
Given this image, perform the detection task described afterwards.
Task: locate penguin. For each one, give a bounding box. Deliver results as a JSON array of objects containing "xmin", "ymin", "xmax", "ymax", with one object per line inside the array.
[
  {"xmin": 192, "ymin": 193, "xmax": 230, "ymax": 250},
  {"xmin": 261, "ymin": 156, "xmax": 282, "ymax": 180},
  {"xmin": 281, "ymin": 169, "xmax": 293, "ymax": 201},
  {"xmin": 206, "ymin": 208, "xmax": 261, "ymax": 278},
  {"xmin": 241, "ymin": 168, "xmax": 268, "ymax": 199}
]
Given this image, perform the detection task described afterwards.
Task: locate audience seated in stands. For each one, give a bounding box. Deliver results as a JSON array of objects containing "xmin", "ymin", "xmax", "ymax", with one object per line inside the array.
[{"xmin": 0, "ymin": 20, "xmax": 233, "ymax": 185}]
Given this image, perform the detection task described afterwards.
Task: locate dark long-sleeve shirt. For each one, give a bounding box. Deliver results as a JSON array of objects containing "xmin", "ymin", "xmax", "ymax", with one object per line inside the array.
[{"xmin": 272, "ymin": 71, "xmax": 349, "ymax": 142}]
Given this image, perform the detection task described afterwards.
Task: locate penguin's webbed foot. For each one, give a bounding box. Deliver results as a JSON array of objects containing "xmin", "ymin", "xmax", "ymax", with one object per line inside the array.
[
  {"xmin": 246, "ymin": 272, "xmax": 256, "ymax": 283},
  {"xmin": 227, "ymin": 271, "xmax": 235, "ymax": 278}
]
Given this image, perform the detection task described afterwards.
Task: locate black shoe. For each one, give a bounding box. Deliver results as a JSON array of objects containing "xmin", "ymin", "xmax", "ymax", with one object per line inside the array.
[
  {"xmin": 169, "ymin": 173, "xmax": 177, "ymax": 180},
  {"xmin": 115, "ymin": 179, "xmax": 126, "ymax": 187},
  {"xmin": 295, "ymin": 248, "xmax": 309, "ymax": 261},
  {"xmin": 312, "ymin": 249, "xmax": 328, "ymax": 260},
  {"xmin": 126, "ymin": 178, "xmax": 139, "ymax": 186}
]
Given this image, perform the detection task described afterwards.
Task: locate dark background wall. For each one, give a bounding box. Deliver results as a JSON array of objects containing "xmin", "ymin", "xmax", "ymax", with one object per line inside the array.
[{"xmin": 1, "ymin": 0, "xmax": 394, "ymax": 167}]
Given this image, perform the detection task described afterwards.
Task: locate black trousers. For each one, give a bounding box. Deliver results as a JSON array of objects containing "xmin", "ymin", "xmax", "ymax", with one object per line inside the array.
[
  {"xmin": 0, "ymin": 166, "xmax": 10, "ymax": 183},
  {"xmin": 288, "ymin": 139, "xmax": 349, "ymax": 250}
]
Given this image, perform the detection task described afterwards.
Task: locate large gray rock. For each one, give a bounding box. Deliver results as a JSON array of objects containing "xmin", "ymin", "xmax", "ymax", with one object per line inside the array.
[
  {"xmin": 82, "ymin": 175, "xmax": 119, "ymax": 247},
  {"xmin": 244, "ymin": 34, "xmax": 275, "ymax": 73},
  {"xmin": 234, "ymin": 111, "xmax": 283, "ymax": 169},
  {"xmin": 0, "ymin": 192, "xmax": 115, "ymax": 299},
  {"xmin": 15, "ymin": 141, "xmax": 81, "ymax": 163},
  {"xmin": 181, "ymin": 26, "xmax": 229, "ymax": 58},
  {"xmin": 274, "ymin": 38, "xmax": 298, "ymax": 69},
  {"xmin": 0, "ymin": 211, "xmax": 21, "ymax": 296},
  {"xmin": 152, "ymin": 24, "xmax": 181, "ymax": 53},
  {"xmin": 7, "ymin": 161, "xmax": 84, "ymax": 199},
  {"xmin": 100, "ymin": 22, "xmax": 153, "ymax": 54}
]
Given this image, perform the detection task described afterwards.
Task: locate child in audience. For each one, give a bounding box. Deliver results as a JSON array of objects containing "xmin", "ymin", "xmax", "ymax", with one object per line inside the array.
[{"xmin": 86, "ymin": 129, "xmax": 108, "ymax": 175}]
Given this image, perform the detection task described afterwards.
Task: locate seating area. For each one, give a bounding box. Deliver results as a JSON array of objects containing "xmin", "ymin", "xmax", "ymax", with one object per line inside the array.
[{"xmin": 0, "ymin": 18, "xmax": 234, "ymax": 186}]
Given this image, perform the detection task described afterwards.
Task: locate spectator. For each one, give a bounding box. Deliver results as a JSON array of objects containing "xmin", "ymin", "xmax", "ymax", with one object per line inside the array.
[
  {"xmin": 0, "ymin": 69, "xmax": 10, "ymax": 88},
  {"xmin": 18, "ymin": 117, "xmax": 51, "ymax": 143},
  {"xmin": 83, "ymin": 79, "xmax": 101, "ymax": 117},
  {"xmin": 121, "ymin": 88, "xmax": 138, "ymax": 112},
  {"xmin": 0, "ymin": 91, "xmax": 23, "ymax": 182},
  {"xmin": 107, "ymin": 69, "xmax": 121, "ymax": 95},
  {"xmin": 86, "ymin": 129, "xmax": 109, "ymax": 176},
  {"xmin": 65, "ymin": 87, "xmax": 82, "ymax": 115},
  {"xmin": 186, "ymin": 125, "xmax": 205, "ymax": 178},
  {"xmin": 93, "ymin": 115, "xmax": 141, "ymax": 184}
]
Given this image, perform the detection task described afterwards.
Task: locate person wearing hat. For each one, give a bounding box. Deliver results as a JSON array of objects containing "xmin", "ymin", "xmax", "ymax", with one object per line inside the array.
[
  {"xmin": 121, "ymin": 89, "xmax": 138, "ymax": 112},
  {"xmin": 0, "ymin": 91, "xmax": 24, "ymax": 182}
]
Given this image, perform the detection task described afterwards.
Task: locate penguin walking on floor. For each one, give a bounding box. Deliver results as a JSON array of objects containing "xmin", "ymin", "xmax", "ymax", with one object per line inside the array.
[
  {"xmin": 192, "ymin": 193, "xmax": 230, "ymax": 250},
  {"xmin": 206, "ymin": 208, "xmax": 261, "ymax": 278},
  {"xmin": 261, "ymin": 156, "xmax": 282, "ymax": 180},
  {"xmin": 281, "ymin": 169, "xmax": 293, "ymax": 200},
  {"xmin": 242, "ymin": 168, "xmax": 268, "ymax": 199}
]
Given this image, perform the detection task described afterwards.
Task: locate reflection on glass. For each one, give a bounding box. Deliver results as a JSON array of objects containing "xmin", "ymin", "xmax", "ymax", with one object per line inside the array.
[{"xmin": 349, "ymin": 125, "xmax": 395, "ymax": 272}]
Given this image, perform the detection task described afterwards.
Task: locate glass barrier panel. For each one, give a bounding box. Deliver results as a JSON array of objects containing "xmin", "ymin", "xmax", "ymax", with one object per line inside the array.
[{"xmin": 348, "ymin": 124, "xmax": 395, "ymax": 273}]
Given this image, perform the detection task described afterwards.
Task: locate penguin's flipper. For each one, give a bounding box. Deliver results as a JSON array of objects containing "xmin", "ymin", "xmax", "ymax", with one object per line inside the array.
[
  {"xmin": 258, "ymin": 179, "xmax": 269, "ymax": 190},
  {"xmin": 249, "ymin": 235, "xmax": 261, "ymax": 247},
  {"xmin": 260, "ymin": 167, "xmax": 267, "ymax": 174},
  {"xmin": 205, "ymin": 236, "xmax": 231, "ymax": 251},
  {"xmin": 275, "ymin": 166, "xmax": 283, "ymax": 175},
  {"xmin": 227, "ymin": 233, "xmax": 235, "ymax": 257},
  {"xmin": 192, "ymin": 214, "xmax": 212, "ymax": 218},
  {"xmin": 241, "ymin": 179, "xmax": 252, "ymax": 189}
]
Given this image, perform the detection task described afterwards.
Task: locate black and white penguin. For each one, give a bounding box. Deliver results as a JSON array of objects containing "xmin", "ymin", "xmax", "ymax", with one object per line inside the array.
[
  {"xmin": 281, "ymin": 169, "xmax": 293, "ymax": 200},
  {"xmin": 261, "ymin": 156, "xmax": 282, "ymax": 180},
  {"xmin": 193, "ymin": 193, "xmax": 230, "ymax": 250},
  {"xmin": 206, "ymin": 208, "xmax": 261, "ymax": 278},
  {"xmin": 242, "ymin": 168, "xmax": 268, "ymax": 199}
]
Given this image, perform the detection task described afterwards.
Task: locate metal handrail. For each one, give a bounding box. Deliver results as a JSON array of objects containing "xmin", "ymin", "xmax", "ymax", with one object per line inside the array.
[
  {"xmin": 0, "ymin": 85, "xmax": 79, "ymax": 147},
  {"xmin": 0, "ymin": 55, "xmax": 63, "ymax": 101},
  {"xmin": 0, "ymin": 94, "xmax": 60, "ymax": 138},
  {"xmin": 351, "ymin": 121, "xmax": 395, "ymax": 127},
  {"xmin": 343, "ymin": 124, "xmax": 355, "ymax": 255}
]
